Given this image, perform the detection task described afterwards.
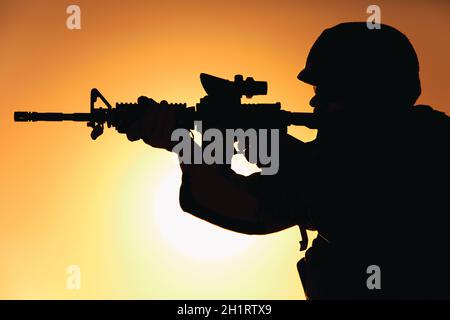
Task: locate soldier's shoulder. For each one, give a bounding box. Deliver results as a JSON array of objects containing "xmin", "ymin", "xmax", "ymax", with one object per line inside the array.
[
  {"xmin": 410, "ymin": 105, "xmax": 449, "ymax": 134},
  {"xmin": 412, "ymin": 105, "xmax": 449, "ymax": 123}
]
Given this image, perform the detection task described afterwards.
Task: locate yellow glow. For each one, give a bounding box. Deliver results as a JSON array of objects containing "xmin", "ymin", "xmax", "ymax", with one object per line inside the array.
[
  {"xmin": 1, "ymin": 0, "xmax": 448, "ymax": 300},
  {"xmin": 152, "ymin": 157, "xmax": 256, "ymax": 261}
]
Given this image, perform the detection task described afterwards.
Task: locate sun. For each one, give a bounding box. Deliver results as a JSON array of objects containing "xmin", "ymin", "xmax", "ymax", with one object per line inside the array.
[{"xmin": 152, "ymin": 155, "xmax": 258, "ymax": 261}]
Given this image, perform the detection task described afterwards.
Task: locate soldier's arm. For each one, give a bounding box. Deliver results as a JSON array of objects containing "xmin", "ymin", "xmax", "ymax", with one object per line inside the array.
[
  {"xmin": 178, "ymin": 134, "xmax": 315, "ymax": 235},
  {"xmin": 115, "ymin": 96, "xmax": 315, "ymax": 234}
]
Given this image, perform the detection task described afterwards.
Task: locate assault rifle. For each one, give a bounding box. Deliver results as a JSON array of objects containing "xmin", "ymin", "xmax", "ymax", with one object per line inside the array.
[{"xmin": 14, "ymin": 73, "xmax": 317, "ymax": 139}]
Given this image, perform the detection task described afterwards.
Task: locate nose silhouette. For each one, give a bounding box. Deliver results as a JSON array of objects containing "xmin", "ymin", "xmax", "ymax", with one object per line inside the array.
[{"xmin": 309, "ymin": 95, "xmax": 319, "ymax": 109}]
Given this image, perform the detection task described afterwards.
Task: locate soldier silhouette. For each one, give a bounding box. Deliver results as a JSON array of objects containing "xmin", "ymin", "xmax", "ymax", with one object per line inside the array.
[{"xmin": 118, "ymin": 22, "xmax": 450, "ymax": 299}]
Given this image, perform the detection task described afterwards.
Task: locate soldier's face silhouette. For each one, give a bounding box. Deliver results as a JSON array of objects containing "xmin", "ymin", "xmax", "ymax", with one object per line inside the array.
[
  {"xmin": 310, "ymin": 86, "xmax": 346, "ymax": 116},
  {"xmin": 310, "ymin": 85, "xmax": 358, "ymax": 141}
]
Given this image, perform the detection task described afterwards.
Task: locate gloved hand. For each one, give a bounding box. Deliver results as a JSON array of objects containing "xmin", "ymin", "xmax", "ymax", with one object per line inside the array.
[{"xmin": 115, "ymin": 96, "xmax": 179, "ymax": 151}]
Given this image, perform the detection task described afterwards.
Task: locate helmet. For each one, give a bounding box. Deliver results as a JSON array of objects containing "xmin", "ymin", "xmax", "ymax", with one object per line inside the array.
[{"xmin": 298, "ymin": 22, "xmax": 421, "ymax": 106}]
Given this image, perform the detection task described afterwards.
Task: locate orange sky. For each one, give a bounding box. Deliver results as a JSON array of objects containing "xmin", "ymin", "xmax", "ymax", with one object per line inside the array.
[{"xmin": 0, "ymin": 0, "xmax": 449, "ymax": 299}]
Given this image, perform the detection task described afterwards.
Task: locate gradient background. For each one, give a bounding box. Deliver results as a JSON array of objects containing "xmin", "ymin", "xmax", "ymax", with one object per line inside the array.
[{"xmin": 1, "ymin": 0, "xmax": 449, "ymax": 299}]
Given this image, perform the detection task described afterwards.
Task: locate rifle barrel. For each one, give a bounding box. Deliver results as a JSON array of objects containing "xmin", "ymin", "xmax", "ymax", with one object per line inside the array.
[
  {"xmin": 287, "ymin": 111, "xmax": 318, "ymax": 128},
  {"xmin": 14, "ymin": 112, "xmax": 93, "ymax": 122},
  {"xmin": 14, "ymin": 110, "xmax": 318, "ymax": 129}
]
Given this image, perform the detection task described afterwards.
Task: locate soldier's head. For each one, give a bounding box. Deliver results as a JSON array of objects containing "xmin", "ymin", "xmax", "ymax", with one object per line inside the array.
[{"xmin": 298, "ymin": 22, "xmax": 421, "ymax": 117}]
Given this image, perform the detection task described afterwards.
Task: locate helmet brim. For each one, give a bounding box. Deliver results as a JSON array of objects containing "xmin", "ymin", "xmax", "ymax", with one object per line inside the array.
[{"xmin": 297, "ymin": 69, "xmax": 317, "ymax": 86}]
